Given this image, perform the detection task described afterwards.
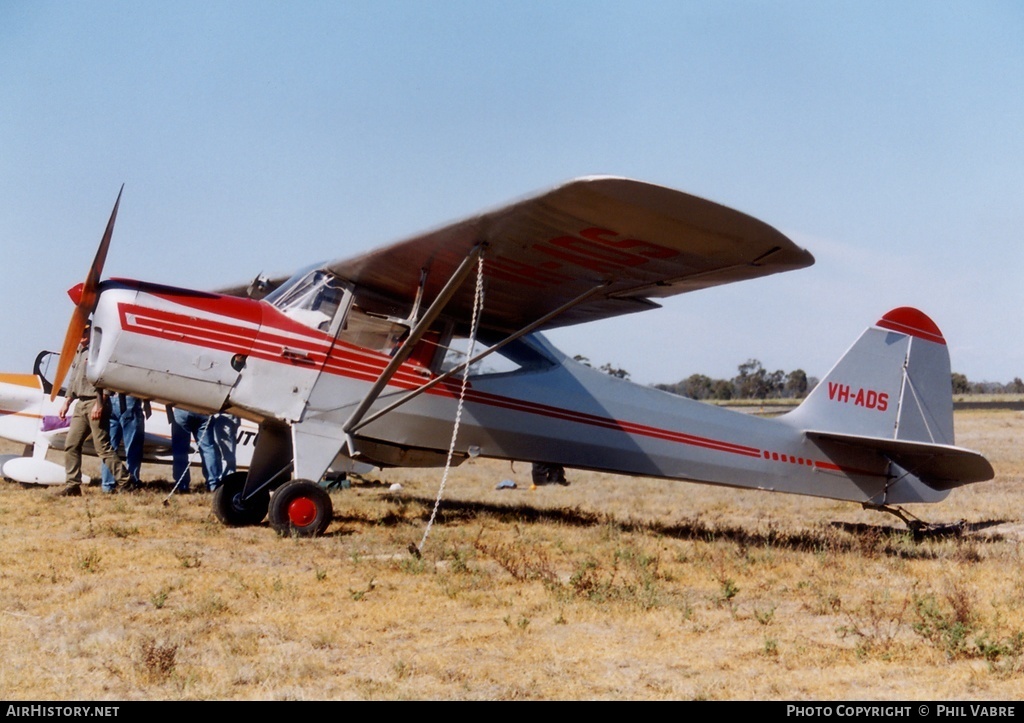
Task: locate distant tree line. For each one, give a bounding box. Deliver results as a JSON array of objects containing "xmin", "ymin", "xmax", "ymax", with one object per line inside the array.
[
  {"xmin": 951, "ymin": 373, "xmax": 1024, "ymax": 395},
  {"xmin": 578, "ymin": 355, "xmax": 1024, "ymax": 400},
  {"xmin": 573, "ymin": 355, "xmax": 632, "ymax": 380},
  {"xmin": 653, "ymin": 359, "xmax": 816, "ymax": 401}
]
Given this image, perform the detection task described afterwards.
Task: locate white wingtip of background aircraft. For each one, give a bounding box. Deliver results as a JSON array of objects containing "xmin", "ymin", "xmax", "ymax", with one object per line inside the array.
[{"xmin": 33, "ymin": 176, "xmax": 992, "ymax": 536}]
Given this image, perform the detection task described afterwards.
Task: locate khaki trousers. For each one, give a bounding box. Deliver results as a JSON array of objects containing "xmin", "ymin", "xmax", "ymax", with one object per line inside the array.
[{"xmin": 64, "ymin": 397, "xmax": 129, "ymax": 486}]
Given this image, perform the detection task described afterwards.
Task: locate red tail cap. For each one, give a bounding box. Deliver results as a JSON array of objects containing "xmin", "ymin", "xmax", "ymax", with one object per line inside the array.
[{"xmin": 877, "ymin": 307, "xmax": 945, "ymax": 345}]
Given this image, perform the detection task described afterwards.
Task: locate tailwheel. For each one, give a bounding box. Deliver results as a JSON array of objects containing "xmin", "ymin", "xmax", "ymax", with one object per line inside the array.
[
  {"xmin": 213, "ymin": 471, "xmax": 270, "ymax": 527},
  {"xmin": 269, "ymin": 479, "xmax": 333, "ymax": 537}
]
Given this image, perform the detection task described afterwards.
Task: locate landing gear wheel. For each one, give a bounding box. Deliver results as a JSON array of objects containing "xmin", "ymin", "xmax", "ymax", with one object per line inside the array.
[
  {"xmin": 213, "ymin": 471, "xmax": 270, "ymax": 527},
  {"xmin": 269, "ymin": 479, "xmax": 333, "ymax": 537}
]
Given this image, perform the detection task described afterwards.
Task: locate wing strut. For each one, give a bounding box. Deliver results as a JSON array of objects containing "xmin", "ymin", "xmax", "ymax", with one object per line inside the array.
[
  {"xmin": 347, "ymin": 280, "xmax": 610, "ymax": 435},
  {"xmin": 342, "ymin": 244, "xmax": 486, "ymax": 435}
]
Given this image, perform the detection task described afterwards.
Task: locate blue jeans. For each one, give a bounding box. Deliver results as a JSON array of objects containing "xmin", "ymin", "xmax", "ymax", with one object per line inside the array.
[
  {"xmin": 210, "ymin": 413, "xmax": 239, "ymax": 477},
  {"xmin": 171, "ymin": 408, "xmax": 222, "ymax": 492},
  {"xmin": 101, "ymin": 395, "xmax": 145, "ymax": 491}
]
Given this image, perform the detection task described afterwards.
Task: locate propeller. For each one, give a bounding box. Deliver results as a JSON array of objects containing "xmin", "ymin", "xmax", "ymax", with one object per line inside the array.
[{"xmin": 49, "ymin": 185, "xmax": 124, "ymax": 401}]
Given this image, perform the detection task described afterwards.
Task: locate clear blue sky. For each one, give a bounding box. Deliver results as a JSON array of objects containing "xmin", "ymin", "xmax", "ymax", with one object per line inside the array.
[{"xmin": 2, "ymin": 1, "xmax": 1022, "ymax": 386}]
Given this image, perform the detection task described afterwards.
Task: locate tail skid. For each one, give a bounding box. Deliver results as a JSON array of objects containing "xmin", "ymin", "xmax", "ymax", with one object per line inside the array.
[{"xmin": 784, "ymin": 308, "xmax": 993, "ymax": 501}]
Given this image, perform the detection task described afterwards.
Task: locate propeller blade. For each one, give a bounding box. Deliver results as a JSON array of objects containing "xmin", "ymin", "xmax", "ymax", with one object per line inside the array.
[
  {"xmin": 49, "ymin": 185, "xmax": 124, "ymax": 401},
  {"xmin": 81, "ymin": 184, "xmax": 123, "ymax": 312},
  {"xmin": 49, "ymin": 307, "xmax": 90, "ymax": 402}
]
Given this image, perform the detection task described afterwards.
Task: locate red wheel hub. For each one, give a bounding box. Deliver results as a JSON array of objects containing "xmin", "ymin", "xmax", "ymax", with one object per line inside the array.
[{"xmin": 287, "ymin": 496, "xmax": 318, "ymax": 527}]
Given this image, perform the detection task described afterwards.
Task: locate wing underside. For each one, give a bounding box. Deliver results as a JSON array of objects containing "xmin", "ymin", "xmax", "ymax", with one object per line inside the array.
[{"xmin": 229, "ymin": 177, "xmax": 814, "ymax": 333}]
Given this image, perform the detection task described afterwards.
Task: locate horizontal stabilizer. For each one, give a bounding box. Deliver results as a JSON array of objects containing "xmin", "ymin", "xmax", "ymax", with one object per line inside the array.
[{"xmin": 806, "ymin": 430, "xmax": 994, "ymax": 490}]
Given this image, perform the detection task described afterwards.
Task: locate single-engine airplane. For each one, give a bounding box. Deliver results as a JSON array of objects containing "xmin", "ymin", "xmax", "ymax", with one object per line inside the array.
[{"xmin": 47, "ymin": 177, "xmax": 993, "ymax": 536}]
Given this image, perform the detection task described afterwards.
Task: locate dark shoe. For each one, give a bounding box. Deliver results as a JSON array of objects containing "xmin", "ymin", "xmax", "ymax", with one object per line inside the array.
[
  {"xmin": 53, "ymin": 484, "xmax": 82, "ymax": 497},
  {"xmin": 101, "ymin": 487, "xmax": 117, "ymax": 495},
  {"xmin": 548, "ymin": 466, "xmax": 569, "ymax": 486},
  {"xmin": 174, "ymin": 486, "xmax": 191, "ymax": 495}
]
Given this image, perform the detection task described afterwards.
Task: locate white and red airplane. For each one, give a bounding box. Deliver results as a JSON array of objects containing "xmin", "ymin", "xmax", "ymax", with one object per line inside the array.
[{"xmin": 46, "ymin": 177, "xmax": 992, "ymax": 536}]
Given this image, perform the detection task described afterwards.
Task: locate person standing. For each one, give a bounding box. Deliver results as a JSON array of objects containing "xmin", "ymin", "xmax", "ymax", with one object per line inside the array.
[
  {"xmin": 56, "ymin": 323, "xmax": 130, "ymax": 496},
  {"xmin": 100, "ymin": 394, "xmax": 150, "ymax": 493},
  {"xmin": 168, "ymin": 406, "xmax": 222, "ymax": 493}
]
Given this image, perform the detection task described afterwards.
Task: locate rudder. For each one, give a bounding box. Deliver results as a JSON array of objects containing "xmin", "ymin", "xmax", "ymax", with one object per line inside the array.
[{"xmin": 785, "ymin": 307, "xmax": 954, "ymax": 445}]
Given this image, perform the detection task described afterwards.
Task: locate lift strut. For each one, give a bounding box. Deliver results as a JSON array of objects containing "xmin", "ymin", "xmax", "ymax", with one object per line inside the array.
[
  {"xmin": 342, "ymin": 243, "xmax": 486, "ymax": 435},
  {"xmin": 348, "ymin": 280, "xmax": 610, "ymax": 434}
]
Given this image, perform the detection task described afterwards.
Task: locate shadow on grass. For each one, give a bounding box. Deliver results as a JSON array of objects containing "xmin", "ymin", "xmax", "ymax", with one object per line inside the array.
[
  {"xmin": 136, "ymin": 477, "xmax": 1013, "ymax": 554},
  {"xmin": 337, "ymin": 494, "xmax": 1013, "ymax": 558}
]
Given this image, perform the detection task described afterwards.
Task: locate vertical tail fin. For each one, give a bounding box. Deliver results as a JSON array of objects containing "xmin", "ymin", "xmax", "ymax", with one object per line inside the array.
[
  {"xmin": 786, "ymin": 307, "xmax": 954, "ymax": 445},
  {"xmin": 784, "ymin": 308, "xmax": 992, "ymax": 500}
]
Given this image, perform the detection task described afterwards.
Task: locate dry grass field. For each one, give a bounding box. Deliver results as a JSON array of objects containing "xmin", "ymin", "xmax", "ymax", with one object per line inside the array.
[{"xmin": 0, "ymin": 409, "xmax": 1022, "ymax": 701}]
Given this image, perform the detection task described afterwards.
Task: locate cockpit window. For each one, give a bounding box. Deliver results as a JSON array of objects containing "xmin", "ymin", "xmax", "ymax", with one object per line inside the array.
[
  {"xmin": 265, "ymin": 266, "xmax": 349, "ymax": 332},
  {"xmin": 338, "ymin": 306, "xmax": 409, "ymax": 355},
  {"xmin": 439, "ymin": 332, "xmax": 553, "ymax": 377},
  {"xmin": 34, "ymin": 350, "xmax": 59, "ymax": 395}
]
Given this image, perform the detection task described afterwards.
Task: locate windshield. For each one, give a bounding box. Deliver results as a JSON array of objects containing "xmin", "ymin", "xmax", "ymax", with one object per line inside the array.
[{"xmin": 265, "ymin": 266, "xmax": 348, "ymax": 332}]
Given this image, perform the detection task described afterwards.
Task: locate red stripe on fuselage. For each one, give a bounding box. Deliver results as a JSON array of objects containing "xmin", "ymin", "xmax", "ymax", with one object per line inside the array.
[{"xmin": 120, "ymin": 304, "xmax": 260, "ymax": 355}]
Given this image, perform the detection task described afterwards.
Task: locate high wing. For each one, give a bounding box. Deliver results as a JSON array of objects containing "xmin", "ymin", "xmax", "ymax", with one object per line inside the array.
[
  {"xmin": 233, "ymin": 176, "xmax": 813, "ymax": 333},
  {"xmin": 334, "ymin": 176, "xmax": 813, "ymax": 332}
]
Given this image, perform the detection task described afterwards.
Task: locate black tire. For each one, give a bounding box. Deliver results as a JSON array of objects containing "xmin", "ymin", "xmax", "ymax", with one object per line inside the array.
[
  {"xmin": 268, "ymin": 479, "xmax": 333, "ymax": 537},
  {"xmin": 212, "ymin": 471, "xmax": 270, "ymax": 527}
]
